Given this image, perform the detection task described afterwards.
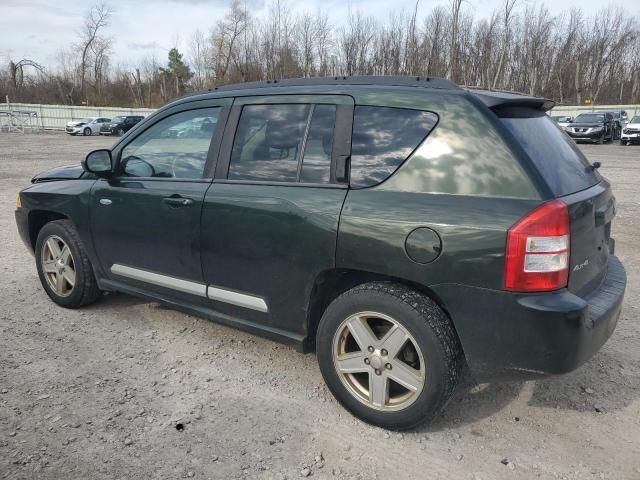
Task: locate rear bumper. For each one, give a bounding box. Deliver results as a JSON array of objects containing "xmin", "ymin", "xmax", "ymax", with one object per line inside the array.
[{"xmin": 433, "ymin": 255, "xmax": 626, "ymax": 381}]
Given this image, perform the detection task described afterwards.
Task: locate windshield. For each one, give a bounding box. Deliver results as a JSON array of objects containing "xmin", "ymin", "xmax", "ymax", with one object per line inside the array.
[
  {"xmin": 111, "ymin": 116, "xmax": 125, "ymax": 123},
  {"xmin": 574, "ymin": 113, "xmax": 605, "ymax": 123},
  {"xmin": 77, "ymin": 118, "xmax": 93, "ymax": 123},
  {"xmin": 630, "ymin": 116, "xmax": 640, "ymax": 123},
  {"xmin": 499, "ymin": 109, "xmax": 600, "ymax": 196}
]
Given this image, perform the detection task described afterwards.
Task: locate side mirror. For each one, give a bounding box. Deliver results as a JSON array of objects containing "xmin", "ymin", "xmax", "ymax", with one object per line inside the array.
[{"xmin": 82, "ymin": 149, "xmax": 113, "ymax": 177}]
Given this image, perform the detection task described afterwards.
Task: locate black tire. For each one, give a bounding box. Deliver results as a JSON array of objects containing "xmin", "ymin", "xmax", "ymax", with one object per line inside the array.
[
  {"xmin": 35, "ymin": 220, "xmax": 101, "ymax": 309},
  {"xmin": 117, "ymin": 128, "xmax": 125, "ymax": 136},
  {"xmin": 316, "ymin": 282, "xmax": 463, "ymax": 430},
  {"xmin": 83, "ymin": 127, "xmax": 91, "ymax": 136}
]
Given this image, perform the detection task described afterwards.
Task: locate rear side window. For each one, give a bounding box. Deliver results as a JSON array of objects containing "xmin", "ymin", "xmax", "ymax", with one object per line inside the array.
[
  {"xmin": 229, "ymin": 104, "xmax": 310, "ymax": 182},
  {"xmin": 228, "ymin": 103, "xmax": 337, "ymax": 184},
  {"xmin": 300, "ymin": 105, "xmax": 336, "ymax": 184},
  {"xmin": 499, "ymin": 109, "xmax": 600, "ymax": 196},
  {"xmin": 350, "ymin": 106, "xmax": 438, "ymax": 188}
]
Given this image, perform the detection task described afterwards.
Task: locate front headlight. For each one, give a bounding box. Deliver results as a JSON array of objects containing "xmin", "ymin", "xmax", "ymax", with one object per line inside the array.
[
  {"xmin": 16, "ymin": 193, "xmax": 21, "ymax": 208},
  {"xmin": 590, "ymin": 127, "xmax": 603, "ymax": 133}
]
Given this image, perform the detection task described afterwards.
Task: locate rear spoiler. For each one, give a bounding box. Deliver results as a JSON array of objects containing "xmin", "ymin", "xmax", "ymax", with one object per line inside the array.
[{"xmin": 466, "ymin": 88, "xmax": 555, "ymax": 112}]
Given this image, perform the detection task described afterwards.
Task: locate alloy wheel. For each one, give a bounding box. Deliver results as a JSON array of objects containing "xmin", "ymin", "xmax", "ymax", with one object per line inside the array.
[
  {"xmin": 332, "ymin": 311, "xmax": 426, "ymax": 411},
  {"xmin": 41, "ymin": 235, "xmax": 76, "ymax": 297}
]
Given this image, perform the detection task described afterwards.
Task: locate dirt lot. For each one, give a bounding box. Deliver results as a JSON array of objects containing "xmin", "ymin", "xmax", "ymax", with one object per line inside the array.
[{"xmin": 0, "ymin": 132, "xmax": 639, "ymax": 480}]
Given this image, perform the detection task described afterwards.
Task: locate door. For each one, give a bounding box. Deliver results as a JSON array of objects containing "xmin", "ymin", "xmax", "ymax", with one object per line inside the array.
[
  {"xmin": 201, "ymin": 95, "xmax": 353, "ymax": 339},
  {"xmin": 91, "ymin": 100, "xmax": 231, "ymax": 300}
]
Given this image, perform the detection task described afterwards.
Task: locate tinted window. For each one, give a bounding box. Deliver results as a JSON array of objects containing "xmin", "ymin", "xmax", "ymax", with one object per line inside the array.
[
  {"xmin": 499, "ymin": 110, "xmax": 600, "ymax": 196},
  {"xmin": 350, "ymin": 106, "xmax": 438, "ymax": 188},
  {"xmin": 229, "ymin": 104, "xmax": 310, "ymax": 182},
  {"xmin": 300, "ymin": 105, "xmax": 336, "ymax": 184},
  {"xmin": 120, "ymin": 108, "xmax": 220, "ymax": 179}
]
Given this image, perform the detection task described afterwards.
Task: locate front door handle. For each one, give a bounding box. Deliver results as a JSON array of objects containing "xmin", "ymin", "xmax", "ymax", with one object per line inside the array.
[{"xmin": 163, "ymin": 196, "xmax": 194, "ymax": 207}]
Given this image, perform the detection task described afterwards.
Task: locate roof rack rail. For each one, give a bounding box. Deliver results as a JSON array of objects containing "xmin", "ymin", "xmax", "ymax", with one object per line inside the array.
[{"xmin": 183, "ymin": 75, "xmax": 460, "ymax": 97}]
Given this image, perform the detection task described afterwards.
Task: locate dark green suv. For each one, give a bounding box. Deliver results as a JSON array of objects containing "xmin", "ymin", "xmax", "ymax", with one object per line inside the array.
[{"xmin": 15, "ymin": 76, "xmax": 626, "ymax": 430}]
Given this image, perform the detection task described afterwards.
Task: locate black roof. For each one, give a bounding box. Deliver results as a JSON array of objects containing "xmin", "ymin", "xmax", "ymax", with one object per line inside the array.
[
  {"xmin": 189, "ymin": 75, "xmax": 460, "ymax": 96},
  {"xmin": 177, "ymin": 75, "xmax": 554, "ymax": 113}
]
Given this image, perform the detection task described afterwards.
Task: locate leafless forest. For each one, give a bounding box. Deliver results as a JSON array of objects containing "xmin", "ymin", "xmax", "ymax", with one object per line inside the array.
[{"xmin": 2, "ymin": 0, "xmax": 639, "ymax": 108}]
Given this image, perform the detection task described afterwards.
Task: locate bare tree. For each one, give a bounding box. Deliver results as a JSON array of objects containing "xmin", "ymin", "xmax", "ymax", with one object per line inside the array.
[
  {"xmin": 77, "ymin": 3, "xmax": 112, "ymax": 104},
  {"xmin": 3, "ymin": 0, "xmax": 640, "ymax": 108}
]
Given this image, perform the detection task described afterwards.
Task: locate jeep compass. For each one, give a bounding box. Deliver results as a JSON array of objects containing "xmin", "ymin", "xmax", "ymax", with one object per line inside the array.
[{"xmin": 15, "ymin": 76, "xmax": 626, "ymax": 430}]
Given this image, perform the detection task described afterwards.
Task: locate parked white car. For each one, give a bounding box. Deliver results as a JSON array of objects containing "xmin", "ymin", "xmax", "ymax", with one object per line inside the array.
[
  {"xmin": 620, "ymin": 115, "xmax": 640, "ymax": 146},
  {"xmin": 551, "ymin": 115, "xmax": 573, "ymax": 129},
  {"xmin": 65, "ymin": 117, "xmax": 111, "ymax": 136}
]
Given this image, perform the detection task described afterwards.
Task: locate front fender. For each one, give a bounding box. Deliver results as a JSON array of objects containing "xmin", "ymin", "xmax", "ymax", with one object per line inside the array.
[{"xmin": 18, "ymin": 179, "xmax": 100, "ymax": 273}]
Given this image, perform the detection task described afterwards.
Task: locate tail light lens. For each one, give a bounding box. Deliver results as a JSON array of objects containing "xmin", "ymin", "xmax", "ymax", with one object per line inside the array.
[{"xmin": 504, "ymin": 200, "xmax": 570, "ymax": 292}]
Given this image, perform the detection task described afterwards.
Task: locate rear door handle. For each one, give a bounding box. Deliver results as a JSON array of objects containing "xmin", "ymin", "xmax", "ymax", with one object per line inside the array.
[{"xmin": 163, "ymin": 196, "xmax": 194, "ymax": 207}]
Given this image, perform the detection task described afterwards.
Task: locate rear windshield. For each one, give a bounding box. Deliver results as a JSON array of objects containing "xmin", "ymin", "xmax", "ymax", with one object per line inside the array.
[{"xmin": 499, "ymin": 109, "xmax": 600, "ymax": 196}]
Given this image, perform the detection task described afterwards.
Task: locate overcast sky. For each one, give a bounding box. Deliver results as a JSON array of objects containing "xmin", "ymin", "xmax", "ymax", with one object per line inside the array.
[{"xmin": 1, "ymin": 0, "xmax": 637, "ymax": 70}]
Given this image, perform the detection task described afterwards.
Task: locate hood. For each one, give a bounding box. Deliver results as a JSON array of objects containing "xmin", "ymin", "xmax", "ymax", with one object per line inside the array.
[
  {"xmin": 624, "ymin": 123, "xmax": 640, "ymax": 130},
  {"xmin": 67, "ymin": 121, "xmax": 87, "ymax": 127},
  {"xmin": 569, "ymin": 122, "xmax": 603, "ymax": 128},
  {"xmin": 31, "ymin": 164, "xmax": 91, "ymax": 183}
]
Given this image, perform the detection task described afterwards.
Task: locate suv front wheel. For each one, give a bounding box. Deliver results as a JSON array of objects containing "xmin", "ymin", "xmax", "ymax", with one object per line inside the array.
[
  {"xmin": 35, "ymin": 220, "xmax": 101, "ymax": 308},
  {"xmin": 316, "ymin": 282, "xmax": 463, "ymax": 430}
]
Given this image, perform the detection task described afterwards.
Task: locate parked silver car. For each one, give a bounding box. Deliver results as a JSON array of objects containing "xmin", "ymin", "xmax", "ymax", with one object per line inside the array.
[{"xmin": 65, "ymin": 117, "xmax": 111, "ymax": 136}]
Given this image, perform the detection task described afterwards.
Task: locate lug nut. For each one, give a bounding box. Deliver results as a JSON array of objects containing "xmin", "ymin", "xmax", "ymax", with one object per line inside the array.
[
  {"xmin": 367, "ymin": 346, "xmax": 374, "ymax": 353},
  {"xmin": 385, "ymin": 363, "xmax": 392, "ymax": 370},
  {"xmin": 375, "ymin": 369, "xmax": 382, "ymax": 376},
  {"xmin": 381, "ymin": 349, "xmax": 388, "ymax": 356},
  {"xmin": 364, "ymin": 358, "xmax": 370, "ymax": 365}
]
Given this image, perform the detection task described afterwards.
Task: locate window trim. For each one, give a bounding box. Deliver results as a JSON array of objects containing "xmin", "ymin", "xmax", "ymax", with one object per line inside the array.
[
  {"xmin": 215, "ymin": 95, "xmax": 354, "ymax": 186},
  {"xmin": 110, "ymin": 101, "xmax": 231, "ymax": 182}
]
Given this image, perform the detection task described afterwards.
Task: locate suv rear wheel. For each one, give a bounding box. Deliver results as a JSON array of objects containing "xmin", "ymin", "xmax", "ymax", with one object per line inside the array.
[
  {"xmin": 316, "ymin": 282, "xmax": 463, "ymax": 430},
  {"xmin": 35, "ymin": 220, "xmax": 101, "ymax": 308}
]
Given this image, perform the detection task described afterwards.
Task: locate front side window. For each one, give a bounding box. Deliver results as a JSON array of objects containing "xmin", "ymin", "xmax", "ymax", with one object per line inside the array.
[
  {"xmin": 350, "ymin": 106, "xmax": 438, "ymax": 188},
  {"xmin": 120, "ymin": 108, "xmax": 220, "ymax": 179},
  {"xmin": 228, "ymin": 104, "xmax": 311, "ymax": 182}
]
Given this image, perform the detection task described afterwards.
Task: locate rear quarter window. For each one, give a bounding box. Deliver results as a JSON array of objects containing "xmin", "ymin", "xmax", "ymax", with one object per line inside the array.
[
  {"xmin": 498, "ymin": 109, "xmax": 600, "ymax": 196},
  {"xmin": 350, "ymin": 106, "xmax": 438, "ymax": 188}
]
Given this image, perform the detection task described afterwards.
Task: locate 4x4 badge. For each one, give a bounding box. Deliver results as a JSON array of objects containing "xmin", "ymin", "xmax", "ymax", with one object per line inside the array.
[{"xmin": 573, "ymin": 259, "xmax": 590, "ymax": 271}]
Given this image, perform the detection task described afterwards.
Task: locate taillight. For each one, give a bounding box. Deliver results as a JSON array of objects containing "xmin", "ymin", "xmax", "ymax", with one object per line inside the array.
[{"xmin": 504, "ymin": 200, "xmax": 570, "ymax": 292}]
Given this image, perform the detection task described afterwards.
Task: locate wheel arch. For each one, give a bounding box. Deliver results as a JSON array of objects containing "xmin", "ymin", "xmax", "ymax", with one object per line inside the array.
[
  {"xmin": 28, "ymin": 210, "xmax": 69, "ymax": 250},
  {"xmin": 304, "ymin": 268, "xmax": 459, "ymax": 353}
]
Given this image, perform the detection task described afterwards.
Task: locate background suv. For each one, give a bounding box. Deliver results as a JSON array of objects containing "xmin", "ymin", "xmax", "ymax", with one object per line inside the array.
[
  {"xmin": 621, "ymin": 115, "xmax": 640, "ymax": 145},
  {"xmin": 65, "ymin": 117, "xmax": 111, "ymax": 136},
  {"xmin": 565, "ymin": 112, "xmax": 615, "ymax": 143},
  {"xmin": 99, "ymin": 115, "xmax": 144, "ymax": 136},
  {"xmin": 15, "ymin": 76, "xmax": 625, "ymax": 430}
]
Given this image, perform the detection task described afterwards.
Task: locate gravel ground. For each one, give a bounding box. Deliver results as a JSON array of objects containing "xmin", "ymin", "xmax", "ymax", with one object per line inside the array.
[{"xmin": 1, "ymin": 132, "xmax": 639, "ymax": 480}]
